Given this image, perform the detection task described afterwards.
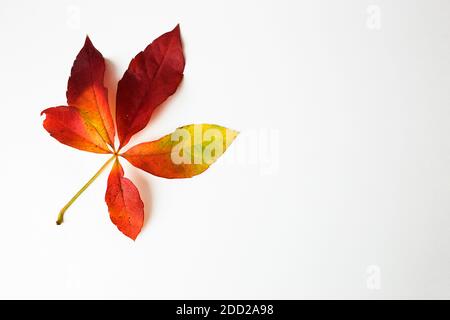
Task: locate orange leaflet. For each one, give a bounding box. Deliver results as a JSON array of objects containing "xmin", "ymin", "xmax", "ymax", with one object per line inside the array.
[
  {"xmin": 41, "ymin": 106, "xmax": 111, "ymax": 154},
  {"xmin": 67, "ymin": 36, "xmax": 115, "ymax": 149},
  {"xmin": 105, "ymin": 160, "xmax": 144, "ymax": 240},
  {"xmin": 116, "ymin": 25, "xmax": 185, "ymax": 148},
  {"xmin": 122, "ymin": 124, "xmax": 239, "ymax": 179},
  {"xmin": 41, "ymin": 26, "xmax": 238, "ymax": 240}
]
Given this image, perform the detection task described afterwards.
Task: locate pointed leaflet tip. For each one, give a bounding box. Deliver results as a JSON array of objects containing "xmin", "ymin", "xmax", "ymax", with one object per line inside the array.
[{"xmin": 84, "ymin": 35, "xmax": 92, "ymax": 47}]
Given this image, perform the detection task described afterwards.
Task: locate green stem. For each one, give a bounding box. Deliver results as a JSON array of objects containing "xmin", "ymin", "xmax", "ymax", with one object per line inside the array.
[{"xmin": 56, "ymin": 155, "xmax": 116, "ymax": 225}]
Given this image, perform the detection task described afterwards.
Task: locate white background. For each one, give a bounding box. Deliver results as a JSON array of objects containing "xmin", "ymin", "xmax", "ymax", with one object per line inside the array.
[{"xmin": 0, "ymin": 0, "xmax": 449, "ymax": 299}]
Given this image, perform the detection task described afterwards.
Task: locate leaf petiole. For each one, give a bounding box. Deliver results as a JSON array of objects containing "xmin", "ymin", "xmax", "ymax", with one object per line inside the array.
[{"xmin": 56, "ymin": 154, "xmax": 116, "ymax": 225}]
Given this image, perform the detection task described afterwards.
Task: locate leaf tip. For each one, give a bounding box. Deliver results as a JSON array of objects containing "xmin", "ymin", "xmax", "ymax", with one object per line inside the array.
[
  {"xmin": 84, "ymin": 35, "xmax": 92, "ymax": 46},
  {"xmin": 40, "ymin": 107, "xmax": 51, "ymax": 117},
  {"xmin": 172, "ymin": 24, "xmax": 182, "ymax": 39},
  {"xmin": 119, "ymin": 226, "xmax": 141, "ymax": 241},
  {"xmin": 227, "ymin": 128, "xmax": 240, "ymax": 143}
]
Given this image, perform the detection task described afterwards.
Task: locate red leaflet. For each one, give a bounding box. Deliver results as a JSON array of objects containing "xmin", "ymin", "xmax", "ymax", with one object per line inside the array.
[
  {"xmin": 67, "ymin": 36, "xmax": 115, "ymax": 148},
  {"xmin": 41, "ymin": 106, "xmax": 111, "ymax": 154},
  {"xmin": 116, "ymin": 25, "xmax": 185, "ymax": 148},
  {"xmin": 105, "ymin": 160, "xmax": 144, "ymax": 240},
  {"xmin": 41, "ymin": 26, "xmax": 238, "ymax": 240}
]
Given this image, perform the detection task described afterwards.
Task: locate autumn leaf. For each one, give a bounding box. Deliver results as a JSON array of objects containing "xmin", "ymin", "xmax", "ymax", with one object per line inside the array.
[
  {"xmin": 123, "ymin": 124, "xmax": 239, "ymax": 179},
  {"xmin": 67, "ymin": 36, "xmax": 115, "ymax": 148},
  {"xmin": 116, "ymin": 25, "xmax": 185, "ymax": 148},
  {"xmin": 41, "ymin": 106, "xmax": 111, "ymax": 154},
  {"xmin": 105, "ymin": 159, "xmax": 144, "ymax": 240},
  {"xmin": 41, "ymin": 25, "xmax": 238, "ymax": 240},
  {"xmin": 42, "ymin": 36, "xmax": 114, "ymax": 153}
]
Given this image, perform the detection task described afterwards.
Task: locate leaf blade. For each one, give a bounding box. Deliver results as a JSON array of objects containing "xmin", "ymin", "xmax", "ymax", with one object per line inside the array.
[
  {"xmin": 116, "ymin": 25, "xmax": 185, "ymax": 148},
  {"xmin": 67, "ymin": 36, "xmax": 115, "ymax": 148},
  {"xmin": 105, "ymin": 159, "xmax": 144, "ymax": 240},
  {"xmin": 122, "ymin": 124, "xmax": 238, "ymax": 179},
  {"xmin": 41, "ymin": 106, "xmax": 111, "ymax": 154}
]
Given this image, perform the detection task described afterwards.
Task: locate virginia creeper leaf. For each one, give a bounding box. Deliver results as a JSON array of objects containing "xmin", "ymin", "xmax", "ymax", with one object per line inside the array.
[
  {"xmin": 42, "ymin": 26, "xmax": 239, "ymax": 240},
  {"xmin": 67, "ymin": 36, "xmax": 115, "ymax": 148},
  {"xmin": 122, "ymin": 124, "xmax": 239, "ymax": 179},
  {"xmin": 41, "ymin": 106, "xmax": 111, "ymax": 153},
  {"xmin": 105, "ymin": 159, "xmax": 144, "ymax": 240},
  {"xmin": 116, "ymin": 25, "xmax": 185, "ymax": 148}
]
